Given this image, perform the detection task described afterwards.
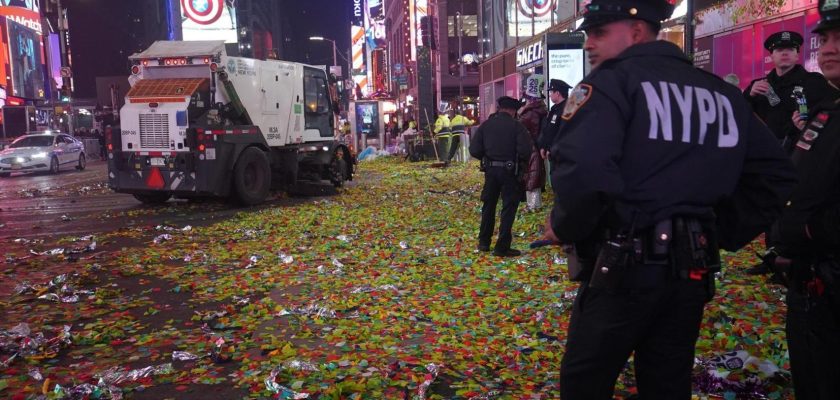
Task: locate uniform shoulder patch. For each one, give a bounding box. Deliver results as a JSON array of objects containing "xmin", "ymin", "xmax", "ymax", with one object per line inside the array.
[{"xmin": 561, "ymin": 84, "xmax": 593, "ymax": 121}]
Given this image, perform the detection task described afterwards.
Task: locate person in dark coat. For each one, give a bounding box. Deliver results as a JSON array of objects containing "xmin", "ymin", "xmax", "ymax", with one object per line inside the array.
[
  {"xmin": 766, "ymin": 2, "xmax": 840, "ymax": 397},
  {"xmin": 470, "ymin": 96, "xmax": 533, "ymax": 257},
  {"xmin": 743, "ymin": 30, "xmax": 835, "ymax": 276},
  {"xmin": 541, "ymin": 0, "xmax": 798, "ymax": 397},
  {"xmin": 538, "ymin": 79, "xmax": 572, "ymax": 159},
  {"xmin": 518, "ymin": 94, "xmax": 548, "ymax": 211},
  {"xmin": 744, "ymin": 30, "xmax": 834, "ymax": 147}
]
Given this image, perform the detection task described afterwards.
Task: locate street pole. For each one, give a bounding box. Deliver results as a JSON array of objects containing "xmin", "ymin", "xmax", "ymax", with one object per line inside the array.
[
  {"xmin": 457, "ymin": 11, "xmax": 463, "ymax": 107},
  {"xmin": 685, "ymin": 0, "xmax": 694, "ymax": 57},
  {"xmin": 331, "ymin": 40, "xmax": 337, "ymax": 70}
]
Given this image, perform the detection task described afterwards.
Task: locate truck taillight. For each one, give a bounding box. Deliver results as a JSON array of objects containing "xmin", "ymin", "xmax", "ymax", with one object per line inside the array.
[
  {"xmin": 209, "ymin": 63, "xmax": 218, "ymax": 72},
  {"xmin": 198, "ymin": 144, "xmax": 206, "ymax": 152},
  {"xmin": 203, "ymin": 57, "xmax": 210, "ymax": 64},
  {"xmin": 131, "ymin": 65, "xmax": 140, "ymax": 75}
]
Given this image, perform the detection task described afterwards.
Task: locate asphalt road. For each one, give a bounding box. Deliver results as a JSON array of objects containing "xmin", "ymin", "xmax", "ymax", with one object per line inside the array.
[{"xmin": 0, "ymin": 159, "xmax": 340, "ymax": 241}]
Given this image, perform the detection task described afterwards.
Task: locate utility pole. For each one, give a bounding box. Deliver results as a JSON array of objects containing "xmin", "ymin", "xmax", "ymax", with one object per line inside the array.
[
  {"xmin": 685, "ymin": 0, "xmax": 694, "ymax": 57},
  {"xmin": 457, "ymin": 6, "xmax": 464, "ymax": 107}
]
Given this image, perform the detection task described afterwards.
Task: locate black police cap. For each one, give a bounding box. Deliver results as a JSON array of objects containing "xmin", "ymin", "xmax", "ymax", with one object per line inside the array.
[
  {"xmin": 763, "ymin": 31, "xmax": 803, "ymax": 51},
  {"xmin": 814, "ymin": 0, "xmax": 840, "ymax": 34},
  {"xmin": 497, "ymin": 96, "xmax": 523, "ymax": 110},
  {"xmin": 548, "ymin": 79, "xmax": 572, "ymax": 94},
  {"xmin": 577, "ymin": 0, "xmax": 677, "ymax": 31}
]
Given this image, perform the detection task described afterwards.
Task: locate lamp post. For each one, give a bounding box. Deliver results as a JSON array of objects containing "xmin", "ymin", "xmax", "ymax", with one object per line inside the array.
[{"xmin": 309, "ymin": 36, "xmax": 337, "ymax": 69}]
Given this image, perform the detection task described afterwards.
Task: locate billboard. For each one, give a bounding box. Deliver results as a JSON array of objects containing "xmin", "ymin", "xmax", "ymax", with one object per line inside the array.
[
  {"xmin": 7, "ymin": 18, "xmax": 44, "ymax": 99},
  {"xmin": 0, "ymin": 3, "xmax": 45, "ymax": 100},
  {"xmin": 180, "ymin": 0, "xmax": 237, "ymax": 43}
]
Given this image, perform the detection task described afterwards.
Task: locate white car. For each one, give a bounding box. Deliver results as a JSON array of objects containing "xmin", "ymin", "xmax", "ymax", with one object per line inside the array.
[{"xmin": 0, "ymin": 132, "xmax": 86, "ymax": 177}]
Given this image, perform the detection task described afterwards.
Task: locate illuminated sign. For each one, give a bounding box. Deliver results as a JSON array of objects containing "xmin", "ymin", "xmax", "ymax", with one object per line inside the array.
[
  {"xmin": 516, "ymin": 41, "xmax": 542, "ymax": 68},
  {"xmin": 353, "ymin": 0, "xmax": 362, "ymax": 18},
  {"xmin": 180, "ymin": 0, "xmax": 237, "ymax": 43},
  {"xmin": 0, "ymin": 3, "xmax": 41, "ymax": 34}
]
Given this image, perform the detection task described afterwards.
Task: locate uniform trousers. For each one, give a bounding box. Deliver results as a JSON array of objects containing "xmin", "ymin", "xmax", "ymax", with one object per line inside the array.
[
  {"xmin": 560, "ymin": 271, "xmax": 709, "ymax": 399},
  {"xmin": 786, "ymin": 280, "xmax": 840, "ymax": 400},
  {"xmin": 436, "ymin": 134, "xmax": 450, "ymax": 162},
  {"xmin": 478, "ymin": 166, "xmax": 521, "ymax": 251},
  {"xmin": 446, "ymin": 133, "xmax": 462, "ymax": 162}
]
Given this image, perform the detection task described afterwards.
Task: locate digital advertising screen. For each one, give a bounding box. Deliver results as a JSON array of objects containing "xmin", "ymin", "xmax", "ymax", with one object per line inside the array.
[
  {"xmin": 180, "ymin": 0, "xmax": 238, "ymax": 43},
  {"xmin": 546, "ymin": 32, "xmax": 585, "ymax": 108},
  {"xmin": 6, "ymin": 18, "xmax": 44, "ymax": 99},
  {"xmin": 355, "ymin": 102, "xmax": 379, "ymax": 136}
]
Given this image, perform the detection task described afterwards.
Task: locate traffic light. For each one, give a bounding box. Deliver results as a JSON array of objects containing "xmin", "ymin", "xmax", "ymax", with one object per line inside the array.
[{"xmin": 60, "ymin": 85, "xmax": 71, "ymax": 102}]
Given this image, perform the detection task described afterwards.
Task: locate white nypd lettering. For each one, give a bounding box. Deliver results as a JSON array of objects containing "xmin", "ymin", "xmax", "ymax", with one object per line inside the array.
[{"xmin": 642, "ymin": 81, "xmax": 739, "ymax": 148}]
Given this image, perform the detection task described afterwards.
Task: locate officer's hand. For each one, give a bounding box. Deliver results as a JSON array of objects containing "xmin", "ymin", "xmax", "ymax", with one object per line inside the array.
[
  {"xmin": 792, "ymin": 111, "xmax": 806, "ymax": 131},
  {"xmin": 539, "ymin": 149, "xmax": 549, "ymax": 160},
  {"xmin": 750, "ymin": 80, "xmax": 770, "ymax": 97}
]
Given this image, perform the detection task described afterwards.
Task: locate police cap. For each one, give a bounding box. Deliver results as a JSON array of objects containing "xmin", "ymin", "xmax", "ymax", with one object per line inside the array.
[
  {"xmin": 548, "ymin": 79, "xmax": 572, "ymax": 95},
  {"xmin": 814, "ymin": 0, "xmax": 840, "ymax": 34},
  {"xmin": 497, "ymin": 96, "xmax": 524, "ymax": 111},
  {"xmin": 577, "ymin": 0, "xmax": 677, "ymax": 32},
  {"xmin": 763, "ymin": 31, "xmax": 803, "ymax": 51}
]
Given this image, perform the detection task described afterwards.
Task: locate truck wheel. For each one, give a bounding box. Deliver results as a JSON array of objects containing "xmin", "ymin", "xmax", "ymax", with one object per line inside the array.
[
  {"xmin": 233, "ymin": 147, "xmax": 271, "ymax": 205},
  {"xmin": 133, "ymin": 193, "xmax": 171, "ymax": 204},
  {"xmin": 50, "ymin": 156, "xmax": 60, "ymax": 174},
  {"xmin": 75, "ymin": 154, "xmax": 86, "ymax": 170},
  {"xmin": 330, "ymin": 154, "xmax": 348, "ymax": 188}
]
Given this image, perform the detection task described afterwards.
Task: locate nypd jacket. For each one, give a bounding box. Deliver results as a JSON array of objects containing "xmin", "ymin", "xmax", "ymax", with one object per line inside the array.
[
  {"xmin": 549, "ymin": 41, "xmax": 798, "ymax": 250},
  {"xmin": 538, "ymin": 101, "xmax": 566, "ymax": 151},
  {"xmin": 770, "ymin": 94, "xmax": 840, "ymax": 257},
  {"xmin": 469, "ymin": 112, "xmax": 532, "ymax": 163}
]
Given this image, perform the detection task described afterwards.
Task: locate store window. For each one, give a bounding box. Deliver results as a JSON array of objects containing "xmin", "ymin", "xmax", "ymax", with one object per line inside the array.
[{"xmin": 449, "ymin": 15, "xmax": 478, "ymax": 37}]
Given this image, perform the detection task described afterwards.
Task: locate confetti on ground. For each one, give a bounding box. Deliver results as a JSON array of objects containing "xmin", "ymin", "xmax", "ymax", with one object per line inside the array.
[{"xmin": 0, "ymin": 158, "xmax": 794, "ymax": 399}]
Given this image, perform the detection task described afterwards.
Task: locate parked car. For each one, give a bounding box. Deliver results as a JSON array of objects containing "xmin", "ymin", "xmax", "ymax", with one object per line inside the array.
[{"xmin": 0, "ymin": 132, "xmax": 86, "ymax": 177}]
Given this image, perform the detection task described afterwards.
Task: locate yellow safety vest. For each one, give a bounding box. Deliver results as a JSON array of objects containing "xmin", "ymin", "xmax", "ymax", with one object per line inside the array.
[{"xmin": 434, "ymin": 115, "xmax": 451, "ymax": 137}]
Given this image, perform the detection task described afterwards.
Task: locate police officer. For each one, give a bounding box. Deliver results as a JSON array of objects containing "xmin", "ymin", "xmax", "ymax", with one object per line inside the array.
[
  {"xmin": 447, "ymin": 110, "xmax": 474, "ymax": 164},
  {"xmin": 541, "ymin": 0, "xmax": 798, "ymax": 398},
  {"xmin": 744, "ymin": 30, "xmax": 834, "ymax": 145},
  {"xmin": 767, "ymin": 2, "xmax": 840, "ymax": 397},
  {"xmin": 538, "ymin": 79, "xmax": 571, "ymax": 159},
  {"xmin": 433, "ymin": 110, "xmax": 453, "ymax": 162},
  {"xmin": 470, "ymin": 96, "xmax": 533, "ymax": 257},
  {"xmin": 744, "ymin": 31, "xmax": 834, "ymax": 275}
]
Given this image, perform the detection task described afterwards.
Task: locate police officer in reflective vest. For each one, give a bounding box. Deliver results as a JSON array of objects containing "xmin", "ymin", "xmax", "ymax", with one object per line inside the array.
[
  {"xmin": 766, "ymin": 2, "xmax": 840, "ymax": 397},
  {"xmin": 538, "ymin": 79, "xmax": 572, "ymax": 160},
  {"xmin": 470, "ymin": 96, "xmax": 533, "ymax": 257},
  {"xmin": 541, "ymin": 0, "xmax": 799, "ymax": 397},
  {"xmin": 433, "ymin": 110, "xmax": 453, "ymax": 161},
  {"xmin": 447, "ymin": 110, "xmax": 474, "ymax": 164}
]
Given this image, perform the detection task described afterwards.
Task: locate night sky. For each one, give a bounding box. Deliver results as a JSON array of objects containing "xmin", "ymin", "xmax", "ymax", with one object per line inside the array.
[{"xmin": 66, "ymin": 0, "xmax": 351, "ymax": 98}]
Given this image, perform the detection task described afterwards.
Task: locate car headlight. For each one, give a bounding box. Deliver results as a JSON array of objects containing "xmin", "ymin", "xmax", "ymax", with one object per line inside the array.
[
  {"xmin": 15, "ymin": 157, "xmax": 25, "ymax": 163},
  {"xmin": 32, "ymin": 152, "xmax": 47, "ymax": 159}
]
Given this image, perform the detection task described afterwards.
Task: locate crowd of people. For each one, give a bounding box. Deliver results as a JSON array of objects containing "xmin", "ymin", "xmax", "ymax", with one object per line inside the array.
[{"xmin": 468, "ymin": 0, "xmax": 840, "ymax": 398}]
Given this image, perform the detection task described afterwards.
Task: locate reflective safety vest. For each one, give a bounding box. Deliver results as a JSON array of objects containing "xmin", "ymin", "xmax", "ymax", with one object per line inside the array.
[
  {"xmin": 434, "ymin": 115, "xmax": 451, "ymax": 137},
  {"xmin": 449, "ymin": 115, "xmax": 474, "ymax": 136}
]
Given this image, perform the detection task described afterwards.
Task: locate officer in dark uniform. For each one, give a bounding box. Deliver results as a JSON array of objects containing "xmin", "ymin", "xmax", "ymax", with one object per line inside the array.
[
  {"xmin": 470, "ymin": 96, "xmax": 533, "ymax": 257},
  {"xmin": 541, "ymin": 0, "xmax": 799, "ymax": 398},
  {"xmin": 538, "ymin": 79, "xmax": 571, "ymax": 159},
  {"xmin": 766, "ymin": 2, "xmax": 840, "ymax": 397},
  {"xmin": 744, "ymin": 30, "xmax": 834, "ymax": 146}
]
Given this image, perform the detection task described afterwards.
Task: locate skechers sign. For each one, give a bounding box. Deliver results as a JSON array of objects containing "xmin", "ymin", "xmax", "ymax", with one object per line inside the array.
[
  {"xmin": 516, "ymin": 41, "xmax": 543, "ymax": 69},
  {"xmin": 353, "ymin": 0, "xmax": 363, "ymax": 18}
]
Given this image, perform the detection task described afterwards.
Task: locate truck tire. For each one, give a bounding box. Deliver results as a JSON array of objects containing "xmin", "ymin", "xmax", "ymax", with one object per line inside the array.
[
  {"xmin": 330, "ymin": 156, "xmax": 348, "ymax": 188},
  {"xmin": 232, "ymin": 147, "xmax": 271, "ymax": 205},
  {"xmin": 133, "ymin": 193, "xmax": 171, "ymax": 204}
]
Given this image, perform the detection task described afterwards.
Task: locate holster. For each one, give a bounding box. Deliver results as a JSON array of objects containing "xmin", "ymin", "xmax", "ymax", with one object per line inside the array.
[{"xmin": 671, "ymin": 217, "xmax": 720, "ymax": 300}]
